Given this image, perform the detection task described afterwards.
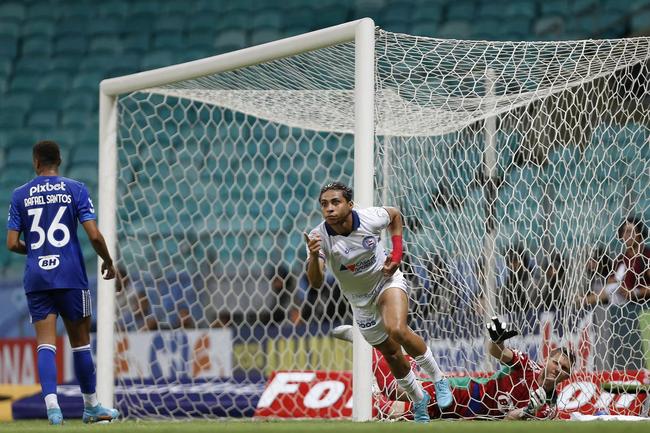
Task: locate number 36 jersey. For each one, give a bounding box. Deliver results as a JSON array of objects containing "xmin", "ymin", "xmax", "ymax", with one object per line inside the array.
[{"xmin": 7, "ymin": 176, "xmax": 96, "ymax": 293}]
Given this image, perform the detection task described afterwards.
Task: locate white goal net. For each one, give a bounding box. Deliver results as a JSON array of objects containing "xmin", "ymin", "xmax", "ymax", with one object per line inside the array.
[{"xmin": 104, "ymin": 25, "xmax": 650, "ymax": 420}]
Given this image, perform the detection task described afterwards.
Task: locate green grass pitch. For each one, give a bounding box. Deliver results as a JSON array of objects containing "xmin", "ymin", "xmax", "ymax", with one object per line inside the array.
[{"xmin": 2, "ymin": 420, "xmax": 650, "ymax": 433}]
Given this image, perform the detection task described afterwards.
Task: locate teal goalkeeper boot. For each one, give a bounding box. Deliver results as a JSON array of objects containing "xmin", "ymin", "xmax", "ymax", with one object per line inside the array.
[
  {"xmin": 47, "ymin": 408, "xmax": 63, "ymax": 425},
  {"xmin": 82, "ymin": 404, "xmax": 119, "ymax": 423},
  {"xmin": 412, "ymin": 392, "xmax": 431, "ymax": 423}
]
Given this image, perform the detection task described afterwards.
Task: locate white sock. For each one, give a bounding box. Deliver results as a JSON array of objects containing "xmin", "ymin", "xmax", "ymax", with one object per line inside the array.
[
  {"xmin": 83, "ymin": 392, "xmax": 99, "ymax": 408},
  {"xmin": 395, "ymin": 370, "xmax": 425, "ymax": 403},
  {"xmin": 414, "ymin": 348, "xmax": 444, "ymax": 382},
  {"xmin": 44, "ymin": 393, "xmax": 59, "ymax": 410}
]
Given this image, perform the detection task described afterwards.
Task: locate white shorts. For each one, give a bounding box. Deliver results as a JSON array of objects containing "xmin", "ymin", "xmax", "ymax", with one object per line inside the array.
[{"xmin": 351, "ymin": 271, "xmax": 409, "ymax": 346}]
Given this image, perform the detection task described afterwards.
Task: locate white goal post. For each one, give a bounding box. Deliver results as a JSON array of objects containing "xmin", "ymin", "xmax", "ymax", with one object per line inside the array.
[{"xmin": 98, "ymin": 18, "xmax": 376, "ymax": 421}]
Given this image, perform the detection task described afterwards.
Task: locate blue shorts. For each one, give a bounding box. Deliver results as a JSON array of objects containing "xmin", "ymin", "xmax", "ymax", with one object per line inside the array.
[{"xmin": 26, "ymin": 289, "xmax": 92, "ymax": 323}]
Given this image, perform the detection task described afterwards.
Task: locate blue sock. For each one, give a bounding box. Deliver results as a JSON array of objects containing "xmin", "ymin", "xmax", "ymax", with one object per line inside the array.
[
  {"xmin": 72, "ymin": 345, "xmax": 96, "ymax": 395},
  {"xmin": 37, "ymin": 344, "xmax": 57, "ymax": 399}
]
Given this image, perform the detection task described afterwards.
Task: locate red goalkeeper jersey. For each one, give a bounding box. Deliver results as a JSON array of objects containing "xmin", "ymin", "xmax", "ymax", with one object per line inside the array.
[
  {"xmin": 373, "ymin": 349, "xmax": 556, "ymax": 419},
  {"xmin": 461, "ymin": 350, "xmax": 556, "ymax": 419}
]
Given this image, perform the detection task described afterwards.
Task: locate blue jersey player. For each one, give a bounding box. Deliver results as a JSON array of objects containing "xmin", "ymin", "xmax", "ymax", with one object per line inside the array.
[{"xmin": 6, "ymin": 141, "xmax": 120, "ymax": 425}]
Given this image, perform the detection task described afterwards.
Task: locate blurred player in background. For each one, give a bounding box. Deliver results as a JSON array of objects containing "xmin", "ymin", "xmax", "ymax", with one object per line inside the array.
[
  {"xmin": 333, "ymin": 317, "xmax": 574, "ymax": 420},
  {"xmin": 6, "ymin": 141, "xmax": 120, "ymax": 425},
  {"xmin": 304, "ymin": 181, "xmax": 452, "ymax": 423}
]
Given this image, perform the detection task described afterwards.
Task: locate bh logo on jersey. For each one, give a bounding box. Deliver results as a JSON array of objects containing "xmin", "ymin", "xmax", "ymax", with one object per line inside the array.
[
  {"xmin": 38, "ymin": 255, "xmax": 60, "ymax": 270},
  {"xmin": 362, "ymin": 236, "xmax": 376, "ymax": 250}
]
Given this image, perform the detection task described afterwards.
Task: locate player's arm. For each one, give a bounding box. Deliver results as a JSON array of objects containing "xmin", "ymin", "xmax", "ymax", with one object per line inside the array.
[
  {"xmin": 486, "ymin": 316, "xmax": 517, "ymax": 363},
  {"xmin": 6, "ymin": 230, "xmax": 26, "ymax": 254},
  {"xmin": 382, "ymin": 206, "xmax": 403, "ymax": 277},
  {"xmin": 81, "ymin": 220, "xmax": 117, "ymax": 283},
  {"xmin": 504, "ymin": 407, "xmax": 527, "ymax": 420},
  {"xmin": 304, "ymin": 232, "xmax": 325, "ymax": 288}
]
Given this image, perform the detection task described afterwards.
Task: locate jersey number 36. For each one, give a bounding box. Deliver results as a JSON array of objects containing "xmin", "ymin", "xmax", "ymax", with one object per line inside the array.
[{"xmin": 27, "ymin": 206, "xmax": 70, "ymax": 249}]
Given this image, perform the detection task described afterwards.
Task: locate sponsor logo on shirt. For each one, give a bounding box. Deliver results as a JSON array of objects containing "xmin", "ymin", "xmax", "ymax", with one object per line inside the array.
[
  {"xmin": 29, "ymin": 181, "xmax": 66, "ymax": 196},
  {"xmin": 342, "ymin": 254, "xmax": 376, "ymax": 273},
  {"xmin": 38, "ymin": 254, "xmax": 60, "ymax": 270}
]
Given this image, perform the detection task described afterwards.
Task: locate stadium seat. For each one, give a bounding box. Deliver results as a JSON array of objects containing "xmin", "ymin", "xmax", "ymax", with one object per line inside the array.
[
  {"xmin": 572, "ymin": 0, "xmax": 600, "ymax": 15},
  {"xmin": 153, "ymin": 15, "xmax": 185, "ymax": 33},
  {"xmin": 0, "ymin": 3, "xmax": 26, "ymax": 21},
  {"xmin": 0, "ymin": 21, "xmax": 19, "ymax": 39},
  {"xmin": 153, "ymin": 32, "xmax": 185, "ymax": 50},
  {"xmin": 0, "ymin": 109, "xmax": 25, "ymax": 128},
  {"xmin": 95, "ymin": 0, "xmax": 128, "ymax": 18},
  {"xmin": 9, "ymin": 73, "xmax": 42, "ymax": 92},
  {"xmin": 631, "ymin": 7, "xmax": 650, "ymax": 34},
  {"xmin": 54, "ymin": 35, "xmax": 87, "ymax": 56},
  {"xmin": 0, "ymin": 36, "xmax": 18, "ymax": 58},
  {"xmin": 0, "ymin": 92, "xmax": 32, "ymax": 112},
  {"xmin": 436, "ymin": 20, "xmax": 472, "ymax": 39},
  {"xmin": 214, "ymin": 29, "xmax": 248, "ymax": 53},
  {"xmin": 122, "ymin": 33, "xmax": 151, "ymax": 54},
  {"xmin": 121, "ymin": 13, "xmax": 156, "ymax": 34},
  {"xmin": 57, "ymin": 19, "xmax": 88, "ymax": 38},
  {"xmin": 250, "ymin": 28, "xmax": 282, "ymax": 46},
  {"xmin": 313, "ymin": 8, "xmax": 349, "ymax": 28},
  {"xmin": 20, "ymin": 35, "xmax": 54, "ymax": 57},
  {"xmin": 281, "ymin": 24, "xmax": 313, "ymax": 37},
  {"xmin": 89, "ymin": 35, "xmax": 123, "ymax": 55},
  {"xmin": 71, "ymin": 71, "xmax": 104, "ymax": 92},
  {"xmin": 27, "ymin": 109, "xmax": 59, "ymax": 129},
  {"xmin": 37, "ymin": 72, "xmax": 71, "ymax": 91},
  {"xmin": 533, "ymin": 16, "xmax": 565, "ymax": 37},
  {"xmin": 252, "ymin": 9, "xmax": 284, "ymax": 29},
  {"xmin": 66, "ymin": 165, "xmax": 98, "ymax": 187},
  {"xmin": 22, "ymin": 19, "xmax": 55, "ymax": 37}
]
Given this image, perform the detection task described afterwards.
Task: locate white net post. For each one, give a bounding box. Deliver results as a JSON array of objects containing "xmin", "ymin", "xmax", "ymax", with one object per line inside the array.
[
  {"xmin": 352, "ymin": 17, "xmax": 375, "ymax": 422},
  {"xmin": 96, "ymin": 91, "xmax": 118, "ymax": 406}
]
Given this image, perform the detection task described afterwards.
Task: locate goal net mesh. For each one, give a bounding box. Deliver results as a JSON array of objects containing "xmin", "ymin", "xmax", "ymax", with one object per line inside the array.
[{"xmin": 112, "ymin": 29, "xmax": 650, "ymax": 419}]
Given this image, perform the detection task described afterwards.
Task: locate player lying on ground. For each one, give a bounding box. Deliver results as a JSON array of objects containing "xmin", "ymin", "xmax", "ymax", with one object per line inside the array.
[
  {"xmin": 6, "ymin": 141, "xmax": 120, "ymax": 425},
  {"xmin": 334, "ymin": 317, "xmax": 574, "ymax": 420},
  {"xmin": 305, "ymin": 182, "xmax": 452, "ymax": 423}
]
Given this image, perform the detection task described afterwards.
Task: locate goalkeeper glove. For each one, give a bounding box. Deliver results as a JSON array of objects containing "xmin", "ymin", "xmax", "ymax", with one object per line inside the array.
[
  {"xmin": 524, "ymin": 387, "xmax": 548, "ymax": 416},
  {"xmin": 486, "ymin": 316, "xmax": 518, "ymax": 343}
]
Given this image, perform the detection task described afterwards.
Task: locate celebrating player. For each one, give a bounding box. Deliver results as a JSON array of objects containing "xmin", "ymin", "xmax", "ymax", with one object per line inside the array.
[
  {"xmin": 6, "ymin": 141, "xmax": 120, "ymax": 425},
  {"xmin": 334, "ymin": 317, "xmax": 574, "ymax": 420},
  {"xmin": 304, "ymin": 181, "xmax": 452, "ymax": 423}
]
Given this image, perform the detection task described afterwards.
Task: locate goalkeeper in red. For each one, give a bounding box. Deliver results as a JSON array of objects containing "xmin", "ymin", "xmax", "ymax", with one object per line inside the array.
[
  {"xmin": 335, "ymin": 317, "xmax": 574, "ymax": 420},
  {"xmin": 304, "ymin": 182, "xmax": 452, "ymax": 423}
]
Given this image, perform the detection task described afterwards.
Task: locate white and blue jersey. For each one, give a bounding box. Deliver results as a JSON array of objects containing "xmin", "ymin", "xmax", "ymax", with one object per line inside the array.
[
  {"xmin": 308, "ymin": 207, "xmax": 405, "ymax": 307},
  {"xmin": 7, "ymin": 176, "xmax": 96, "ymax": 293}
]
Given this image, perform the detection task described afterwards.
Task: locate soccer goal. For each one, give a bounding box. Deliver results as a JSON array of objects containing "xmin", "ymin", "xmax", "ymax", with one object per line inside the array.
[{"xmin": 98, "ymin": 18, "xmax": 650, "ymax": 420}]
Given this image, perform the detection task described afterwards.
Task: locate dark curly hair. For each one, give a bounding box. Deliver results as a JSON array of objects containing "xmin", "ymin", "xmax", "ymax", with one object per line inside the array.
[
  {"xmin": 319, "ymin": 182, "xmax": 353, "ymax": 202},
  {"xmin": 33, "ymin": 140, "xmax": 61, "ymax": 167}
]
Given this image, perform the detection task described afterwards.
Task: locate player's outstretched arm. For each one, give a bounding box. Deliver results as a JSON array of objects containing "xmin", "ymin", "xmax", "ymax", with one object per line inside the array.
[
  {"xmin": 486, "ymin": 316, "xmax": 517, "ymax": 363},
  {"xmin": 81, "ymin": 220, "xmax": 117, "ymax": 284},
  {"xmin": 6, "ymin": 230, "xmax": 26, "ymax": 254},
  {"xmin": 304, "ymin": 232, "xmax": 325, "ymax": 288}
]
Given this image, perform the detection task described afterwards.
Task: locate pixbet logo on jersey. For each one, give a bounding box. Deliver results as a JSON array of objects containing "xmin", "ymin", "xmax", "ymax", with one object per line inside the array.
[
  {"xmin": 38, "ymin": 255, "xmax": 60, "ymax": 270},
  {"xmin": 29, "ymin": 181, "xmax": 66, "ymax": 196}
]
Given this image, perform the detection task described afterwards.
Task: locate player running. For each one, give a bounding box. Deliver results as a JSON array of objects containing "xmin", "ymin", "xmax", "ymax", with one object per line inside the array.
[
  {"xmin": 334, "ymin": 316, "xmax": 574, "ymax": 420},
  {"xmin": 6, "ymin": 140, "xmax": 120, "ymax": 425},
  {"xmin": 304, "ymin": 182, "xmax": 452, "ymax": 423}
]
